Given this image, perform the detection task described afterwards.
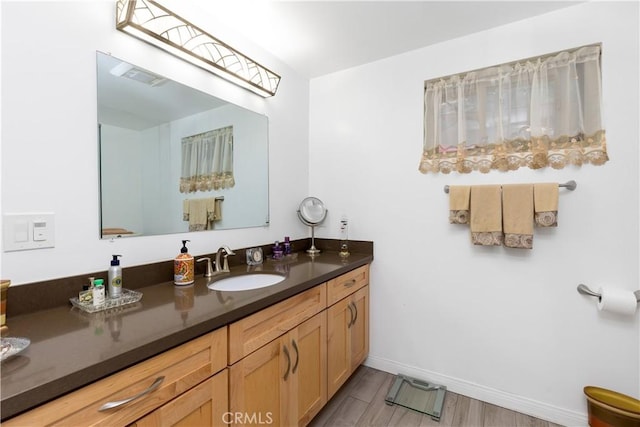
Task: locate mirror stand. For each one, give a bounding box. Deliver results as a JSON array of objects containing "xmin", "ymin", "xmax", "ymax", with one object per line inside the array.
[
  {"xmin": 307, "ymin": 225, "xmax": 320, "ymax": 255},
  {"xmin": 297, "ymin": 196, "xmax": 327, "ymax": 256}
]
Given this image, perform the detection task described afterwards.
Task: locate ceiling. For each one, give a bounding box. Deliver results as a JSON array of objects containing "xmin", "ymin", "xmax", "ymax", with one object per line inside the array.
[{"xmin": 189, "ymin": 1, "xmax": 582, "ymax": 78}]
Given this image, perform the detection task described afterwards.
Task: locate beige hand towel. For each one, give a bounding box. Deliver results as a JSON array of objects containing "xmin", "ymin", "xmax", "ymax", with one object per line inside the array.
[
  {"xmin": 502, "ymin": 184, "xmax": 534, "ymax": 249},
  {"xmin": 206, "ymin": 198, "xmax": 222, "ymax": 226},
  {"xmin": 183, "ymin": 199, "xmax": 190, "ymax": 222},
  {"xmin": 449, "ymin": 185, "xmax": 470, "ymax": 224},
  {"xmin": 470, "ymin": 185, "xmax": 503, "ymax": 246},
  {"xmin": 534, "ymin": 183, "xmax": 559, "ymax": 227},
  {"xmin": 187, "ymin": 198, "xmax": 208, "ymax": 231}
]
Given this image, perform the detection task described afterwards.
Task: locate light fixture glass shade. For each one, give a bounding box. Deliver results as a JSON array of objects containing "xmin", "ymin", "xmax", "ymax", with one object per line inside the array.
[{"xmin": 116, "ymin": 0, "xmax": 281, "ymax": 97}]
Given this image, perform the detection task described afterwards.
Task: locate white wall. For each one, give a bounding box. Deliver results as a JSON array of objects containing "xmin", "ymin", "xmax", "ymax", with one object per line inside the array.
[
  {"xmin": 309, "ymin": 2, "xmax": 639, "ymax": 425},
  {"xmin": 0, "ymin": 1, "xmax": 311, "ymax": 284}
]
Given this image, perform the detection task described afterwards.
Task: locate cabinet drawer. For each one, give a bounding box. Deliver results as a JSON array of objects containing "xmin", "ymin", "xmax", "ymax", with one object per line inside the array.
[
  {"xmin": 5, "ymin": 327, "xmax": 227, "ymax": 427},
  {"xmin": 229, "ymin": 284, "xmax": 326, "ymax": 364},
  {"xmin": 327, "ymin": 265, "xmax": 369, "ymax": 306}
]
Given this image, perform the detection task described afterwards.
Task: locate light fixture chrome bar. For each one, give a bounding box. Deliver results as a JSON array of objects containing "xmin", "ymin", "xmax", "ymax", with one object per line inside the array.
[{"xmin": 115, "ymin": 0, "xmax": 281, "ymax": 97}]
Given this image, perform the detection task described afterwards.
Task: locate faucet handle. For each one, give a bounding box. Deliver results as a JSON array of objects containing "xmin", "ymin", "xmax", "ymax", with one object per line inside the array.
[
  {"xmin": 196, "ymin": 257, "xmax": 213, "ymax": 277},
  {"xmin": 222, "ymin": 250, "xmax": 236, "ymax": 271}
]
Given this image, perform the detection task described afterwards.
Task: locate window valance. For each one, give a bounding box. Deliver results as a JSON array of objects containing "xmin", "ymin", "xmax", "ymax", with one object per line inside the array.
[
  {"xmin": 419, "ymin": 45, "xmax": 608, "ymax": 174},
  {"xmin": 180, "ymin": 126, "xmax": 234, "ymax": 193}
]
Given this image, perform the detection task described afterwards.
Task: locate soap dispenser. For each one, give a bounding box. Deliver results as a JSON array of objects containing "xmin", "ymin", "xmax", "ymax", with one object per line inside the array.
[
  {"xmin": 108, "ymin": 255, "xmax": 123, "ymax": 299},
  {"xmin": 174, "ymin": 240, "xmax": 194, "ymax": 286}
]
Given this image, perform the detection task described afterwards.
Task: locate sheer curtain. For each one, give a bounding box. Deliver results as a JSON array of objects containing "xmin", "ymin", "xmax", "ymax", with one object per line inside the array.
[
  {"xmin": 180, "ymin": 126, "xmax": 234, "ymax": 193},
  {"xmin": 419, "ymin": 45, "xmax": 608, "ymax": 174}
]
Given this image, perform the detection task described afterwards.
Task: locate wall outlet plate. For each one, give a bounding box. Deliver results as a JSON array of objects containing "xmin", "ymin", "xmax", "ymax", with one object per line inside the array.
[{"xmin": 3, "ymin": 213, "xmax": 55, "ymax": 252}]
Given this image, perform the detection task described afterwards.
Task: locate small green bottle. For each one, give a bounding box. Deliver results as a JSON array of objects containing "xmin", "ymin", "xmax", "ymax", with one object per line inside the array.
[{"xmin": 92, "ymin": 279, "xmax": 106, "ymax": 307}]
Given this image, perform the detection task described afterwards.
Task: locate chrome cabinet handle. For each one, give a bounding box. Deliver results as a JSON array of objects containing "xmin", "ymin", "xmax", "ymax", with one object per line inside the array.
[
  {"xmin": 98, "ymin": 376, "xmax": 165, "ymax": 411},
  {"xmin": 347, "ymin": 303, "xmax": 355, "ymax": 328},
  {"xmin": 351, "ymin": 302, "xmax": 358, "ymax": 325},
  {"xmin": 292, "ymin": 339, "xmax": 299, "ymax": 374},
  {"xmin": 283, "ymin": 345, "xmax": 291, "ymax": 381},
  {"xmin": 343, "ymin": 279, "xmax": 356, "ymax": 288}
]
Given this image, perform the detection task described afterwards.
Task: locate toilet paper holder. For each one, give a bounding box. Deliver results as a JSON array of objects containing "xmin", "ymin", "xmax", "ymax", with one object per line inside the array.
[{"xmin": 577, "ymin": 284, "xmax": 640, "ymax": 302}]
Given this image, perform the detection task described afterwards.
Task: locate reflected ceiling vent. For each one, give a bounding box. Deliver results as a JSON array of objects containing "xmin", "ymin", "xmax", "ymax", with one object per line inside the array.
[{"xmin": 110, "ymin": 62, "xmax": 167, "ymax": 87}]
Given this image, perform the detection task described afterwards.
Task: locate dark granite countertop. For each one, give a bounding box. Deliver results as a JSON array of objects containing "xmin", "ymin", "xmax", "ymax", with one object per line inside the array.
[{"xmin": 1, "ymin": 249, "xmax": 373, "ymax": 420}]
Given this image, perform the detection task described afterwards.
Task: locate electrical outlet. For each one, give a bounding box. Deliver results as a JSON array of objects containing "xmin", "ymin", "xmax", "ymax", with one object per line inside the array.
[{"xmin": 340, "ymin": 215, "xmax": 348, "ymax": 238}]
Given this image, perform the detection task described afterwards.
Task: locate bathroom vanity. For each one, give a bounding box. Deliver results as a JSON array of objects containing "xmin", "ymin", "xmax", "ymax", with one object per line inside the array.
[{"xmin": 1, "ymin": 245, "xmax": 372, "ymax": 426}]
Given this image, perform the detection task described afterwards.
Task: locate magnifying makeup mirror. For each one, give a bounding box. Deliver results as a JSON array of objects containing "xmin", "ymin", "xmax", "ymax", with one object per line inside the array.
[{"xmin": 297, "ymin": 197, "xmax": 327, "ymax": 255}]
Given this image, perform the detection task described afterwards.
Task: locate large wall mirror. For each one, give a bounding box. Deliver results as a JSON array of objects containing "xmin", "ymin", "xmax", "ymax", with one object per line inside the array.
[{"xmin": 96, "ymin": 52, "xmax": 269, "ymax": 238}]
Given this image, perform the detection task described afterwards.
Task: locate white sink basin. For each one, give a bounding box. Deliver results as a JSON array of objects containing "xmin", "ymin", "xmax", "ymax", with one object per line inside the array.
[{"xmin": 207, "ymin": 273, "xmax": 285, "ymax": 292}]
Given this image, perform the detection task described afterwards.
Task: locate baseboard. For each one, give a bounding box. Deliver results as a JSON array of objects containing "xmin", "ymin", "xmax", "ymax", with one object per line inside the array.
[{"xmin": 364, "ymin": 355, "xmax": 588, "ymax": 427}]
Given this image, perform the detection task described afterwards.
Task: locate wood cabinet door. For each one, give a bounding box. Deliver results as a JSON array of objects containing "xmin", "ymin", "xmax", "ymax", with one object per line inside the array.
[
  {"xmin": 229, "ymin": 337, "xmax": 289, "ymax": 427},
  {"xmin": 326, "ymin": 285, "xmax": 370, "ymax": 399},
  {"xmin": 131, "ymin": 369, "xmax": 228, "ymax": 427},
  {"xmin": 349, "ymin": 285, "xmax": 369, "ymax": 371},
  {"xmin": 326, "ymin": 297, "xmax": 352, "ymax": 399},
  {"xmin": 289, "ymin": 311, "xmax": 327, "ymax": 427}
]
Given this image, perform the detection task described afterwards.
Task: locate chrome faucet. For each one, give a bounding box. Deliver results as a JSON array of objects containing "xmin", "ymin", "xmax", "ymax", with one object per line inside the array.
[{"xmin": 215, "ymin": 245, "xmax": 235, "ymax": 273}]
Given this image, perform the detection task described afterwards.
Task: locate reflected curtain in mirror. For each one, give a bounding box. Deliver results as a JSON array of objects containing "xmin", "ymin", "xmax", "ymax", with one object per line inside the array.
[
  {"xmin": 419, "ymin": 44, "xmax": 608, "ymax": 174},
  {"xmin": 180, "ymin": 126, "xmax": 235, "ymax": 193}
]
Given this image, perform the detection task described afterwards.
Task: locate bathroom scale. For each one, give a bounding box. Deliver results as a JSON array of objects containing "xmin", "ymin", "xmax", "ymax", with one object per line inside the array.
[{"xmin": 385, "ymin": 374, "xmax": 447, "ymax": 421}]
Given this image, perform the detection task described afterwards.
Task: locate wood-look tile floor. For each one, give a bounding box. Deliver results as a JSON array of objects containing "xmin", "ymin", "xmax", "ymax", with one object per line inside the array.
[{"xmin": 310, "ymin": 366, "xmax": 565, "ymax": 427}]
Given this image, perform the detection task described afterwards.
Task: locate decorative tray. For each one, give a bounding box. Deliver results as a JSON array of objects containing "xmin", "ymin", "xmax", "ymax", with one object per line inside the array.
[
  {"xmin": 267, "ymin": 253, "xmax": 298, "ymax": 263},
  {"xmin": 1, "ymin": 337, "xmax": 31, "ymax": 362},
  {"xmin": 70, "ymin": 288, "xmax": 143, "ymax": 314}
]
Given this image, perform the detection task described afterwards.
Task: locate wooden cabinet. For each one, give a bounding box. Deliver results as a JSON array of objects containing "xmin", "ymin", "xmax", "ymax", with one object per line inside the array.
[
  {"xmin": 230, "ymin": 263, "xmax": 370, "ymax": 425},
  {"xmin": 327, "ymin": 266, "xmax": 370, "ymax": 399},
  {"xmin": 4, "ymin": 327, "xmax": 227, "ymax": 427},
  {"xmin": 227, "ymin": 284, "xmax": 328, "ymax": 425},
  {"xmin": 5, "ymin": 263, "xmax": 370, "ymax": 427},
  {"xmin": 229, "ymin": 299, "xmax": 327, "ymax": 426}
]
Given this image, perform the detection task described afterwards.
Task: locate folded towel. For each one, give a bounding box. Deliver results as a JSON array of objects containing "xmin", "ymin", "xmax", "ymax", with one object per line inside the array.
[
  {"xmin": 183, "ymin": 199, "xmax": 190, "ymax": 222},
  {"xmin": 502, "ymin": 184, "xmax": 534, "ymax": 249},
  {"xmin": 187, "ymin": 198, "xmax": 208, "ymax": 231},
  {"xmin": 449, "ymin": 185, "xmax": 470, "ymax": 224},
  {"xmin": 207, "ymin": 198, "xmax": 222, "ymax": 223},
  {"xmin": 470, "ymin": 185, "xmax": 503, "ymax": 246},
  {"xmin": 534, "ymin": 183, "xmax": 559, "ymax": 227}
]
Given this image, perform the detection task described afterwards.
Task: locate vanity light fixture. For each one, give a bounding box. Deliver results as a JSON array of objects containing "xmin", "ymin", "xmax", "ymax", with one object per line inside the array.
[{"xmin": 115, "ymin": 0, "xmax": 281, "ymax": 97}]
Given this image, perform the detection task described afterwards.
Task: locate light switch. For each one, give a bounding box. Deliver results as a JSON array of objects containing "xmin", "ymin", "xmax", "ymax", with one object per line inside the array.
[
  {"xmin": 14, "ymin": 220, "xmax": 29, "ymax": 242},
  {"xmin": 3, "ymin": 213, "xmax": 55, "ymax": 252},
  {"xmin": 33, "ymin": 221, "xmax": 47, "ymax": 241}
]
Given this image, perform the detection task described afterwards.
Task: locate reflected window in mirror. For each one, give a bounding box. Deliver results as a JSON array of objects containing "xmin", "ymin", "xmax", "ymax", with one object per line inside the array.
[
  {"xmin": 97, "ymin": 52, "xmax": 269, "ymax": 238},
  {"xmin": 180, "ymin": 126, "xmax": 234, "ymax": 193}
]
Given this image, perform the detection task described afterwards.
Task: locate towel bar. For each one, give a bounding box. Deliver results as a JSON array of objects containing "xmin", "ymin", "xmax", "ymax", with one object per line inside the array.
[
  {"xmin": 577, "ymin": 284, "xmax": 640, "ymax": 303},
  {"xmin": 443, "ymin": 180, "xmax": 577, "ymax": 194}
]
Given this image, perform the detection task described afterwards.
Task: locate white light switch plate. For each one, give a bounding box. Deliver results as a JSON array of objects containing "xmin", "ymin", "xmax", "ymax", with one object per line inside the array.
[{"xmin": 3, "ymin": 213, "xmax": 55, "ymax": 252}]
